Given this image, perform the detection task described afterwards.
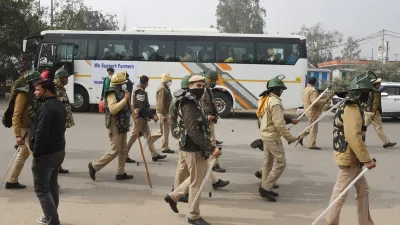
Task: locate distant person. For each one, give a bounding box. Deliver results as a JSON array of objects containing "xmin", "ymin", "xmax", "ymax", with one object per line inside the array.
[{"xmin": 100, "ymin": 67, "xmax": 114, "ymax": 102}]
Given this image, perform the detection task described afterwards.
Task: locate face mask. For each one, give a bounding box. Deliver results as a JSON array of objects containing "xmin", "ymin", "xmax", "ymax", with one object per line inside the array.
[
  {"xmin": 167, "ymin": 81, "xmax": 172, "ymax": 87},
  {"xmin": 61, "ymin": 79, "xmax": 68, "ymax": 86},
  {"xmin": 121, "ymin": 84, "xmax": 127, "ymax": 91},
  {"xmin": 359, "ymin": 91, "xmax": 370, "ymax": 102},
  {"xmin": 189, "ymin": 88, "xmax": 205, "ymax": 99},
  {"xmin": 210, "ymin": 83, "xmax": 216, "ymax": 88}
]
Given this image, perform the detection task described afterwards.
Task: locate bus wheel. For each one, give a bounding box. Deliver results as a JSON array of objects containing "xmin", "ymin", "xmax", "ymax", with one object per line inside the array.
[
  {"xmin": 72, "ymin": 85, "xmax": 89, "ymax": 112},
  {"xmin": 213, "ymin": 91, "xmax": 232, "ymax": 118}
]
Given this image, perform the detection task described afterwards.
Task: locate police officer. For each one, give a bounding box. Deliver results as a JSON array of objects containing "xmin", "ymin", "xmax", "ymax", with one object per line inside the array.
[
  {"xmin": 164, "ymin": 75, "xmax": 222, "ymax": 225},
  {"xmin": 54, "ymin": 68, "xmax": 75, "ymax": 174},
  {"xmin": 201, "ymin": 69, "xmax": 225, "ymax": 173},
  {"xmin": 363, "ymin": 78, "xmax": 396, "ymax": 148},
  {"xmin": 5, "ymin": 70, "xmax": 42, "ymax": 189},
  {"xmin": 302, "ymin": 76, "xmax": 330, "ymax": 150},
  {"xmin": 151, "ymin": 73, "xmax": 175, "ymax": 154},
  {"xmin": 326, "ymin": 72, "xmax": 377, "ymax": 225},
  {"xmin": 126, "ymin": 75, "xmax": 167, "ymax": 162},
  {"xmin": 88, "ymin": 71, "xmax": 133, "ymax": 181},
  {"xmin": 258, "ymin": 75, "xmax": 298, "ymax": 202}
]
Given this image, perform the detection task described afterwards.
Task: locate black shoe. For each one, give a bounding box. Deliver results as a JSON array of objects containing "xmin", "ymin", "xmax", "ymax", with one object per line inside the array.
[
  {"xmin": 309, "ymin": 147, "xmax": 321, "ymax": 150},
  {"xmin": 273, "ymin": 184, "xmax": 279, "ymax": 189},
  {"xmin": 164, "ymin": 194, "xmax": 179, "ymax": 213},
  {"xmin": 5, "ymin": 182, "xmax": 26, "ymax": 189},
  {"xmin": 383, "ymin": 142, "xmax": 396, "ymax": 148},
  {"xmin": 212, "ymin": 164, "xmax": 226, "ymax": 173},
  {"xmin": 88, "ymin": 162, "xmax": 96, "ymax": 181},
  {"xmin": 216, "ymin": 140, "xmax": 223, "ymax": 145},
  {"xmin": 116, "ymin": 173, "xmax": 134, "ymax": 180},
  {"xmin": 152, "ymin": 154, "xmax": 167, "ymax": 162},
  {"xmin": 58, "ymin": 168, "xmax": 69, "ymax": 174},
  {"xmin": 212, "ymin": 179, "xmax": 230, "ymax": 189},
  {"xmin": 162, "ymin": 149, "xmax": 175, "ymax": 154},
  {"xmin": 250, "ymin": 139, "xmax": 263, "ymax": 151},
  {"xmin": 179, "ymin": 194, "xmax": 189, "ymax": 203},
  {"xmin": 255, "ymin": 170, "xmax": 262, "ymax": 179},
  {"xmin": 259, "ymin": 187, "xmax": 277, "ymax": 202},
  {"xmin": 188, "ymin": 217, "xmax": 210, "ymax": 225},
  {"xmin": 125, "ymin": 158, "xmax": 136, "ymax": 163}
]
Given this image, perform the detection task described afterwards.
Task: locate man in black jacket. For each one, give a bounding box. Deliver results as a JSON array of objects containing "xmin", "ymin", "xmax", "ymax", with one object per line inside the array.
[
  {"xmin": 126, "ymin": 73, "xmax": 134, "ymax": 126},
  {"xmin": 32, "ymin": 79, "xmax": 66, "ymax": 225}
]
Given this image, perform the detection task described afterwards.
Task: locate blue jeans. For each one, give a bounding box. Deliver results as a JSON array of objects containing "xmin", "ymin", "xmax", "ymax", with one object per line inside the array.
[{"xmin": 32, "ymin": 150, "xmax": 65, "ymax": 225}]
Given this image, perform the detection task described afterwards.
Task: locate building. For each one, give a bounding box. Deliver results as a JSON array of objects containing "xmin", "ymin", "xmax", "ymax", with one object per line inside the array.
[{"xmin": 306, "ymin": 68, "xmax": 332, "ymax": 89}]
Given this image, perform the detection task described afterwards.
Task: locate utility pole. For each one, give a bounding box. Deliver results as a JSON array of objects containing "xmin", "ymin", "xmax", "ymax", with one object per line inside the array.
[
  {"xmin": 51, "ymin": 0, "xmax": 54, "ymax": 28},
  {"xmin": 386, "ymin": 41, "xmax": 389, "ymax": 64},
  {"xmin": 372, "ymin": 48, "xmax": 374, "ymax": 60},
  {"xmin": 382, "ymin": 29, "xmax": 385, "ymax": 64}
]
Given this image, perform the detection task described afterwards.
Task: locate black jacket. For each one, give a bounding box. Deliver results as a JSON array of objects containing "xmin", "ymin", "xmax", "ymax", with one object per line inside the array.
[
  {"xmin": 32, "ymin": 96, "xmax": 66, "ymax": 158},
  {"xmin": 135, "ymin": 87, "xmax": 154, "ymax": 119},
  {"xmin": 127, "ymin": 79, "xmax": 134, "ymax": 95}
]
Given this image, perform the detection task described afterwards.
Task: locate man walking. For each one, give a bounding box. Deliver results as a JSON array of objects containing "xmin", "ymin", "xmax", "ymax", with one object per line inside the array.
[
  {"xmin": 100, "ymin": 67, "xmax": 114, "ymax": 101},
  {"xmin": 32, "ymin": 79, "xmax": 66, "ymax": 225},
  {"xmin": 151, "ymin": 73, "xmax": 175, "ymax": 154},
  {"xmin": 363, "ymin": 78, "xmax": 396, "ymax": 148},
  {"xmin": 164, "ymin": 75, "xmax": 222, "ymax": 225},
  {"xmin": 326, "ymin": 72, "xmax": 376, "ymax": 225}
]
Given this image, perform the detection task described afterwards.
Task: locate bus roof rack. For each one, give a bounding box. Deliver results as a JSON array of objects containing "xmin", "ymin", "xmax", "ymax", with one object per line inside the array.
[{"xmin": 129, "ymin": 27, "xmax": 220, "ymax": 33}]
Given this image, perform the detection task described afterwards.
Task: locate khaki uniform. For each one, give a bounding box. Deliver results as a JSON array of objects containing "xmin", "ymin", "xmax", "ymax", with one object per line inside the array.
[
  {"xmin": 302, "ymin": 84, "xmax": 327, "ymax": 148},
  {"xmin": 326, "ymin": 102, "xmax": 374, "ymax": 225},
  {"xmin": 202, "ymin": 87, "xmax": 218, "ymax": 167},
  {"xmin": 91, "ymin": 91, "xmax": 129, "ymax": 175},
  {"xmin": 364, "ymin": 91, "xmax": 390, "ymax": 144},
  {"xmin": 8, "ymin": 89, "xmax": 32, "ymax": 184},
  {"xmin": 127, "ymin": 85, "xmax": 159, "ymax": 158},
  {"xmin": 151, "ymin": 83, "xmax": 173, "ymax": 151},
  {"xmin": 259, "ymin": 93, "xmax": 297, "ymax": 191}
]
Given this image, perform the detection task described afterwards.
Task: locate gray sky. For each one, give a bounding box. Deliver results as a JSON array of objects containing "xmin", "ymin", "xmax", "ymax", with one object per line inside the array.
[{"xmin": 47, "ymin": 0, "xmax": 400, "ymax": 61}]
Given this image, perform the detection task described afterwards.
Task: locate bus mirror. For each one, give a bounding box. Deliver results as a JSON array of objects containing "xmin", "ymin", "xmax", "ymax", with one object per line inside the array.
[{"xmin": 23, "ymin": 40, "xmax": 27, "ymax": 52}]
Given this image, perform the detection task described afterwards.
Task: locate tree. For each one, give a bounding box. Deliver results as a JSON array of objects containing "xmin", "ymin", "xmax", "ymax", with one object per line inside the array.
[
  {"xmin": 295, "ymin": 23, "xmax": 343, "ymax": 67},
  {"xmin": 0, "ymin": 0, "xmax": 48, "ymax": 80},
  {"xmin": 53, "ymin": 0, "xmax": 118, "ymax": 30},
  {"xmin": 341, "ymin": 36, "xmax": 361, "ymax": 60},
  {"xmin": 216, "ymin": 0, "xmax": 266, "ymax": 34},
  {"xmin": 352, "ymin": 62, "xmax": 400, "ymax": 82}
]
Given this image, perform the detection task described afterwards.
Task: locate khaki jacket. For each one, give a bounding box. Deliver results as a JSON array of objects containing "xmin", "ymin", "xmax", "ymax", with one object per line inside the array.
[
  {"xmin": 156, "ymin": 83, "xmax": 172, "ymax": 115},
  {"xmin": 334, "ymin": 104, "xmax": 372, "ymax": 167},
  {"xmin": 12, "ymin": 92, "xmax": 30, "ymax": 137},
  {"xmin": 260, "ymin": 93, "xmax": 297, "ymax": 142},
  {"xmin": 302, "ymin": 84, "xmax": 326, "ymax": 118}
]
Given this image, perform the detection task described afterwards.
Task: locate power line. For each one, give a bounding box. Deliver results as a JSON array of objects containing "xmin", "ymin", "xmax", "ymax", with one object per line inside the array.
[
  {"xmin": 386, "ymin": 30, "xmax": 400, "ymax": 35},
  {"xmin": 386, "ymin": 34, "xmax": 400, "ymax": 39}
]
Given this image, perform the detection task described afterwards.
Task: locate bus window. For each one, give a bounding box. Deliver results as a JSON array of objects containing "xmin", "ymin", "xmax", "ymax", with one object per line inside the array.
[
  {"xmin": 87, "ymin": 39, "xmax": 97, "ymax": 60},
  {"xmin": 98, "ymin": 40, "xmax": 133, "ymax": 60},
  {"xmin": 136, "ymin": 40, "xmax": 174, "ymax": 61},
  {"xmin": 257, "ymin": 43, "xmax": 300, "ymax": 65},
  {"xmin": 62, "ymin": 39, "xmax": 86, "ymax": 59},
  {"xmin": 39, "ymin": 43, "xmax": 56, "ymax": 67},
  {"xmin": 176, "ymin": 41, "xmax": 214, "ymax": 62},
  {"xmin": 216, "ymin": 42, "xmax": 254, "ymax": 63}
]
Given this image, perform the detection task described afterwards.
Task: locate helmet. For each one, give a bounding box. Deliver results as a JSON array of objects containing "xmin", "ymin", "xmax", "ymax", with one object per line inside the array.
[
  {"xmin": 203, "ymin": 69, "xmax": 218, "ymax": 80},
  {"xmin": 26, "ymin": 70, "xmax": 41, "ymax": 83},
  {"xmin": 266, "ymin": 75, "xmax": 287, "ymax": 90},
  {"xmin": 161, "ymin": 73, "xmax": 172, "ymax": 83},
  {"xmin": 111, "ymin": 71, "xmax": 128, "ymax": 85},
  {"xmin": 55, "ymin": 69, "xmax": 70, "ymax": 79},
  {"xmin": 181, "ymin": 75, "xmax": 192, "ymax": 89},
  {"xmin": 349, "ymin": 71, "xmax": 376, "ymax": 91}
]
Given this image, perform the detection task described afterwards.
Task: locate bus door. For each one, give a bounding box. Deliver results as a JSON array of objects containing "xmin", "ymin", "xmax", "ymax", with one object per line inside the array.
[{"xmin": 54, "ymin": 43, "xmax": 75, "ymax": 104}]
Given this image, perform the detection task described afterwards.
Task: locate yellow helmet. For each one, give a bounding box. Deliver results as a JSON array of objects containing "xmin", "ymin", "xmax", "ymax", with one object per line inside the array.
[
  {"xmin": 161, "ymin": 73, "xmax": 172, "ymax": 83},
  {"xmin": 111, "ymin": 71, "xmax": 128, "ymax": 85}
]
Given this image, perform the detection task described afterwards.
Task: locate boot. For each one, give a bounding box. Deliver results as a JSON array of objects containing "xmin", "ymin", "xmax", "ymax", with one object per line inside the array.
[
  {"xmin": 164, "ymin": 194, "xmax": 179, "ymax": 213},
  {"xmin": 152, "ymin": 154, "xmax": 167, "ymax": 162},
  {"xmin": 212, "ymin": 164, "xmax": 226, "ymax": 173},
  {"xmin": 259, "ymin": 187, "xmax": 276, "ymax": 202},
  {"xmin": 162, "ymin": 149, "xmax": 175, "ymax": 154},
  {"xmin": 125, "ymin": 157, "xmax": 136, "ymax": 163},
  {"xmin": 188, "ymin": 217, "xmax": 210, "ymax": 225},
  {"xmin": 58, "ymin": 167, "xmax": 69, "ymax": 174},
  {"xmin": 88, "ymin": 162, "xmax": 96, "ymax": 181},
  {"xmin": 5, "ymin": 182, "xmax": 26, "ymax": 189},
  {"xmin": 212, "ymin": 179, "xmax": 230, "ymax": 189},
  {"xmin": 115, "ymin": 173, "xmax": 134, "ymax": 180},
  {"xmin": 383, "ymin": 142, "xmax": 397, "ymax": 148}
]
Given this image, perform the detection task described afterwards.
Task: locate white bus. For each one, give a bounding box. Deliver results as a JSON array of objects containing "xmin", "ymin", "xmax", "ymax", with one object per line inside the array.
[{"xmin": 23, "ymin": 27, "xmax": 308, "ymax": 117}]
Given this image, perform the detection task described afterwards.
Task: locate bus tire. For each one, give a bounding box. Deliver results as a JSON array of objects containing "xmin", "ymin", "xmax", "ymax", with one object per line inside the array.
[
  {"xmin": 213, "ymin": 91, "xmax": 232, "ymax": 118},
  {"xmin": 72, "ymin": 85, "xmax": 90, "ymax": 112}
]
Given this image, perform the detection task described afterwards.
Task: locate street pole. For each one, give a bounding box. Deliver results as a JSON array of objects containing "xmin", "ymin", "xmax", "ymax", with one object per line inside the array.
[
  {"xmin": 386, "ymin": 41, "xmax": 389, "ymax": 64},
  {"xmin": 372, "ymin": 48, "xmax": 373, "ymax": 60},
  {"xmin": 51, "ymin": 0, "xmax": 54, "ymax": 28},
  {"xmin": 382, "ymin": 29, "xmax": 385, "ymax": 64}
]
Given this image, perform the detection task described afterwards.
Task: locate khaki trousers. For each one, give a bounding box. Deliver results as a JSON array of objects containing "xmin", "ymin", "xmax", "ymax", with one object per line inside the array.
[
  {"xmin": 127, "ymin": 118, "xmax": 158, "ymax": 157},
  {"xmin": 261, "ymin": 139, "xmax": 286, "ymax": 191},
  {"xmin": 307, "ymin": 115, "xmax": 319, "ymax": 148},
  {"xmin": 209, "ymin": 121, "xmax": 219, "ymax": 165},
  {"xmin": 325, "ymin": 167, "xmax": 374, "ymax": 225},
  {"xmin": 169, "ymin": 151, "xmax": 207, "ymax": 220},
  {"xmin": 173, "ymin": 141, "xmax": 217, "ymax": 190},
  {"xmin": 92, "ymin": 122, "xmax": 128, "ymax": 175},
  {"xmin": 150, "ymin": 114, "xmax": 171, "ymax": 151},
  {"xmin": 364, "ymin": 112, "xmax": 390, "ymax": 144},
  {"xmin": 8, "ymin": 128, "xmax": 31, "ymax": 183}
]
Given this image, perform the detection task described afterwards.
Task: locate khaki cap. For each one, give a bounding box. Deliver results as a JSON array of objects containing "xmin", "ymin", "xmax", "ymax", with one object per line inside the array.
[{"xmin": 189, "ymin": 75, "xmax": 205, "ymax": 83}]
